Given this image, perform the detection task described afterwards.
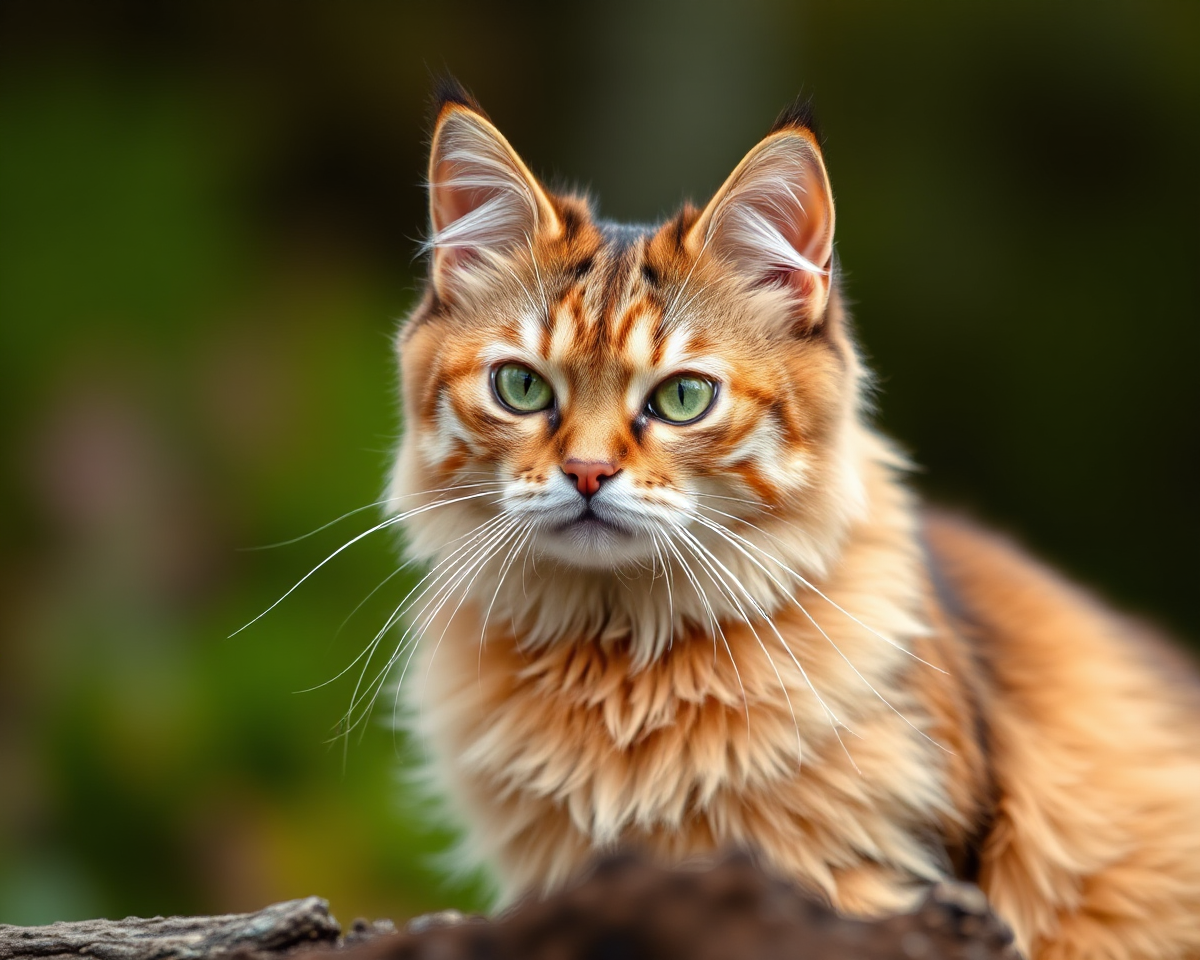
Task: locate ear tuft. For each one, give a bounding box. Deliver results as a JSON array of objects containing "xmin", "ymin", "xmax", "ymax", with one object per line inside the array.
[
  {"xmin": 769, "ymin": 92, "xmax": 823, "ymax": 145},
  {"xmin": 430, "ymin": 74, "xmax": 484, "ymax": 121}
]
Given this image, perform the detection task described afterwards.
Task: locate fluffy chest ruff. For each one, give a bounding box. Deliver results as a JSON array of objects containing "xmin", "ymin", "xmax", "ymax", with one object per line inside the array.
[{"xmin": 407, "ymin": 495, "xmax": 962, "ymax": 916}]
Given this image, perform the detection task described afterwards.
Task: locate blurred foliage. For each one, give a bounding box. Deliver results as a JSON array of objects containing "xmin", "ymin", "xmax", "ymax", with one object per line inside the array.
[{"xmin": 1, "ymin": 0, "xmax": 1197, "ymax": 928}]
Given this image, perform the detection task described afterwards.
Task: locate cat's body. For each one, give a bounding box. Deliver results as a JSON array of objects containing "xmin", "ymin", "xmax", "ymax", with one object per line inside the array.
[{"xmin": 388, "ymin": 85, "xmax": 1200, "ymax": 959}]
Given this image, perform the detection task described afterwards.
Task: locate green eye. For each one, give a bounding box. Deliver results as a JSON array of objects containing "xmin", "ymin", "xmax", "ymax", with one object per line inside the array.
[
  {"xmin": 494, "ymin": 363, "xmax": 554, "ymax": 413},
  {"xmin": 650, "ymin": 375, "xmax": 716, "ymax": 423}
]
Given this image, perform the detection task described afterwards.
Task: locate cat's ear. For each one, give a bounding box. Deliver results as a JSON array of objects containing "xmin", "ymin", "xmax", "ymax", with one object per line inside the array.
[
  {"xmin": 427, "ymin": 88, "xmax": 561, "ymax": 295},
  {"xmin": 687, "ymin": 111, "xmax": 835, "ymax": 329}
]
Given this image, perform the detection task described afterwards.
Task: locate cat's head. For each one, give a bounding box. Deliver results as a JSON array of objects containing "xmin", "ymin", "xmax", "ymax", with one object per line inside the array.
[{"xmin": 392, "ymin": 85, "xmax": 869, "ymax": 594}]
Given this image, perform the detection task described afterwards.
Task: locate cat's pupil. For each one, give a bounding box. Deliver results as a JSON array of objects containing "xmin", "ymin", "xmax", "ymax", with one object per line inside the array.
[
  {"xmin": 523, "ymin": 372, "xmax": 533, "ymax": 396},
  {"xmin": 677, "ymin": 381, "xmax": 686, "ymax": 406}
]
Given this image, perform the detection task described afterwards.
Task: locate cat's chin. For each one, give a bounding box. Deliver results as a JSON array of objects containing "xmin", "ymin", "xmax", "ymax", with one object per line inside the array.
[{"xmin": 534, "ymin": 519, "xmax": 658, "ymax": 570}]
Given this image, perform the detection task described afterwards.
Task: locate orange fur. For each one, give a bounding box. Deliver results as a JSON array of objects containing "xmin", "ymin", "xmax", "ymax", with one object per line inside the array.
[{"xmin": 386, "ymin": 89, "xmax": 1200, "ymax": 959}]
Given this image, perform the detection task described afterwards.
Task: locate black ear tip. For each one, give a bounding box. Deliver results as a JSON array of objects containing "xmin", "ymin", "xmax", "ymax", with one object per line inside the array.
[
  {"xmin": 770, "ymin": 92, "xmax": 823, "ymax": 144},
  {"xmin": 430, "ymin": 73, "xmax": 486, "ymax": 120}
]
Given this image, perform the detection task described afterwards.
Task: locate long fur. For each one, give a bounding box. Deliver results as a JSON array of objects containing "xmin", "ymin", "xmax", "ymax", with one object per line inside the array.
[{"xmin": 383, "ymin": 95, "xmax": 1200, "ymax": 960}]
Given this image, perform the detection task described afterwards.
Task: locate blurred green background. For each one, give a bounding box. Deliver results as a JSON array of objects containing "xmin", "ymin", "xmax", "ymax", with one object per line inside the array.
[{"xmin": 1, "ymin": 0, "xmax": 1197, "ymax": 928}]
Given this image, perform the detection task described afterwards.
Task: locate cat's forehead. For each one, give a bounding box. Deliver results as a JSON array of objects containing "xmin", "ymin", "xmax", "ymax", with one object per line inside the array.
[
  {"xmin": 516, "ymin": 217, "xmax": 718, "ymax": 377},
  {"xmin": 437, "ymin": 202, "xmax": 747, "ymax": 392},
  {"xmin": 574, "ymin": 221, "xmax": 659, "ymax": 329},
  {"xmin": 594, "ymin": 219, "xmax": 656, "ymax": 251}
]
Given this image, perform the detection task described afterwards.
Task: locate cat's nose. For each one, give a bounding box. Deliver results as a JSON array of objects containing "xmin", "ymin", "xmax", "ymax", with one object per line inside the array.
[{"xmin": 561, "ymin": 460, "xmax": 620, "ymax": 498}]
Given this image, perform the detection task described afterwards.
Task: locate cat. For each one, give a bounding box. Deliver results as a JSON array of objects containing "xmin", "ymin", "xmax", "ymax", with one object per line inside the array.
[{"xmin": 384, "ymin": 80, "xmax": 1200, "ymax": 960}]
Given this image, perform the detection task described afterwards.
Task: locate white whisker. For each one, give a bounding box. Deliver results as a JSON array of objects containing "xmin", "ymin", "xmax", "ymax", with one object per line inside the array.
[
  {"xmin": 691, "ymin": 491, "xmax": 769, "ymax": 510},
  {"xmin": 692, "ymin": 504, "xmax": 946, "ymax": 674},
  {"xmin": 525, "ymin": 234, "xmax": 551, "ymax": 323},
  {"xmin": 656, "ymin": 528, "xmax": 752, "ymax": 745},
  {"xmin": 335, "ymin": 512, "xmax": 512, "ymax": 747},
  {"xmin": 336, "ymin": 521, "xmax": 509, "ymax": 755},
  {"xmin": 672, "ymin": 527, "xmax": 805, "ymax": 767},
  {"xmin": 675, "ymin": 530, "xmax": 854, "ymax": 776},
  {"xmin": 242, "ymin": 482, "xmax": 503, "ymax": 552},
  {"xmin": 688, "ymin": 512, "xmax": 947, "ymax": 755},
  {"xmin": 293, "ymin": 560, "xmax": 417, "ymax": 696},
  {"xmin": 648, "ymin": 531, "xmax": 675, "ymax": 645},
  {"xmin": 499, "ymin": 261, "xmax": 544, "ymax": 321},
  {"xmin": 232, "ymin": 489, "xmax": 501, "ymax": 638},
  {"xmin": 662, "ymin": 223, "xmax": 715, "ymax": 331},
  {"xmin": 478, "ymin": 522, "xmax": 536, "ymax": 688},
  {"xmin": 400, "ymin": 518, "xmax": 522, "ymax": 736}
]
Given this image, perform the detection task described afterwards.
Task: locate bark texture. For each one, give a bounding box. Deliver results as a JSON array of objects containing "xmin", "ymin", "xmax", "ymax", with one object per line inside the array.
[
  {"xmin": 353, "ymin": 854, "xmax": 1019, "ymax": 960},
  {"xmin": 0, "ymin": 897, "xmax": 344, "ymax": 960},
  {"xmin": 0, "ymin": 855, "xmax": 1018, "ymax": 960}
]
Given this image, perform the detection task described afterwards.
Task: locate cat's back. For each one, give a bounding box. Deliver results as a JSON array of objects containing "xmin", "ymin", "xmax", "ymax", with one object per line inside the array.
[
  {"xmin": 921, "ymin": 508, "xmax": 1200, "ymax": 956},
  {"xmin": 922, "ymin": 508, "xmax": 1200, "ymax": 718}
]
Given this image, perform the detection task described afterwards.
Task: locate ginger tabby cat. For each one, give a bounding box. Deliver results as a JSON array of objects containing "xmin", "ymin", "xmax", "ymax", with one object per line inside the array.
[{"xmin": 383, "ymin": 81, "xmax": 1200, "ymax": 960}]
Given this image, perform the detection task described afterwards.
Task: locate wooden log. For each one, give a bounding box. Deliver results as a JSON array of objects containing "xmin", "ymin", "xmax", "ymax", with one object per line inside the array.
[
  {"xmin": 0, "ymin": 854, "xmax": 1019, "ymax": 960},
  {"xmin": 0, "ymin": 897, "xmax": 342, "ymax": 960},
  {"xmin": 337, "ymin": 854, "xmax": 1020, "ymax": 960}
]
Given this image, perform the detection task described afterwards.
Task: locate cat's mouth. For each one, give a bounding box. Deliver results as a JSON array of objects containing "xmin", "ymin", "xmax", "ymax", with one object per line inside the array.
[
  {"xmin": 534, "ymin": 502, "xmax": 657, "ymax": 568},
  {"xmin": 556, "ymin": 506, "xmax": 629, "ymax": 536}
]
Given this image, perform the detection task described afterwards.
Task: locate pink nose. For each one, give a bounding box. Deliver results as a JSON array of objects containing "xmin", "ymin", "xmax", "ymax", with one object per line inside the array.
[{"xmin": 562, "ymin": 460, "xmax": 619, "ymax": 497}]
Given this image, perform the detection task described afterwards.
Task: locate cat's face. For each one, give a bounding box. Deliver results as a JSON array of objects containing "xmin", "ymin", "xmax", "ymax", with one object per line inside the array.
[{"xmin": 394, "ymin": 93, "xmax": 862, "ymax": 578}]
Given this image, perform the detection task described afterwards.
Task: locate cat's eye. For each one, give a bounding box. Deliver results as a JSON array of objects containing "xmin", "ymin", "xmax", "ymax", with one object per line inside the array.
[
  {"xmin": 493, "ymin": 362, "xmax": 554, "ymax": 413},
  {"xmin": 648, "ymin": 375, "xmax": 717, "ymax": 424}
]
